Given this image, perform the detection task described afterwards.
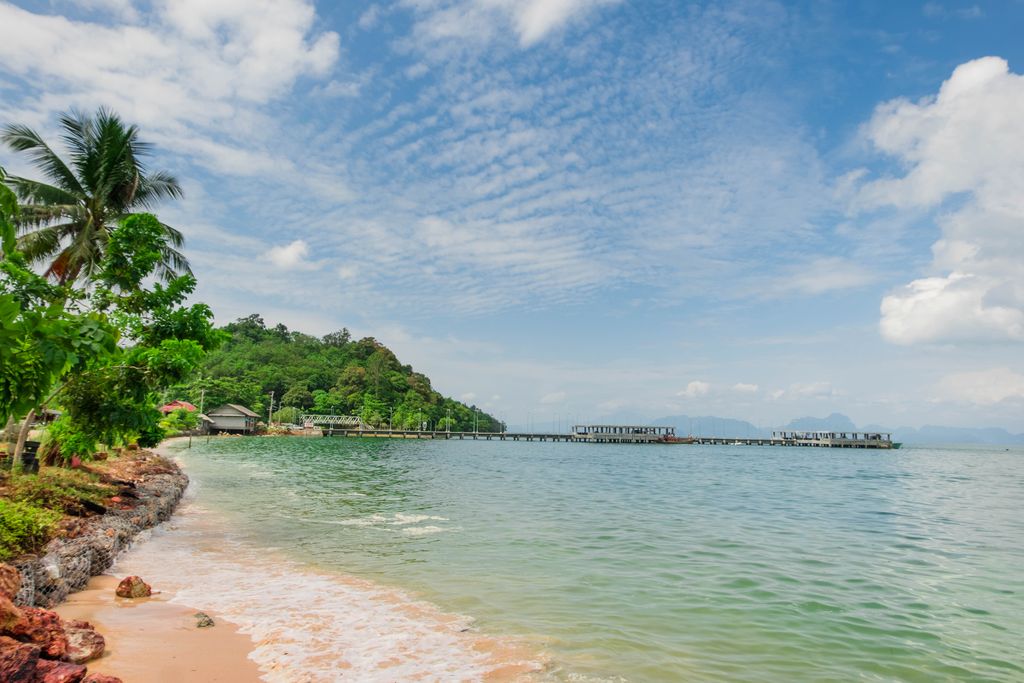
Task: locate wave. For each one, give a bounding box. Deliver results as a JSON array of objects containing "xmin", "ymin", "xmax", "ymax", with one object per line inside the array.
[{"xmin": 112, "ymin": 489, "xmax": 544, "ymax": 682}]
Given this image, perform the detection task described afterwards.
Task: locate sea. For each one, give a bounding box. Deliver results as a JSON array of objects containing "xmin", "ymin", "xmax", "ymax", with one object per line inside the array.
[{"xmin": 114, "ymin": 437, "xmax": 1024, "ymax": 682}]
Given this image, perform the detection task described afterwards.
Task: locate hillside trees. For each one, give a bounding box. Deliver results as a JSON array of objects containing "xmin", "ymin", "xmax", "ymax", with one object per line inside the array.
[{"xmin": 172, "ymin": 316, "xmax": 502, "ymax": 432}]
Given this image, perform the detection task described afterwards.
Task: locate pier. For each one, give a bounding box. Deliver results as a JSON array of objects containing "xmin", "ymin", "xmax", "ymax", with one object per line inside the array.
[
  {"xmin": 321, "ymin": 428, "xmax": 575, "ymax": 441},
  {"xmin": 303, "ymin": 416, "xmax": 898, "ymax": 449}
]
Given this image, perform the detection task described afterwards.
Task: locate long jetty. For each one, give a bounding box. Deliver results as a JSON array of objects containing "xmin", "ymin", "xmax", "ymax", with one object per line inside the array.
[{"xmin": 304, "ymin": 417, "xmax": 899, "ymax": 449}]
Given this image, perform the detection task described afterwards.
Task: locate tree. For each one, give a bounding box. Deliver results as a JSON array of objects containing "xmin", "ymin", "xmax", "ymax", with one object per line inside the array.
[
  {"xmin": 1, "ymin": 168, "xmax": 119, "ymax": 461},
  {"xmin": 44, "ymin": 213, "xmax": 221, "ymax": 460},
  {"xmin": 1, "ymin": 108, "xmax": 187, "ymax": 285}
]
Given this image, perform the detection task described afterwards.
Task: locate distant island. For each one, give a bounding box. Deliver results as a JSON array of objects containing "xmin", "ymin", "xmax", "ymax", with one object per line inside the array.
[{"xmin": 651, "ymin": 412, "xmax": 1024, "ymax": 446}]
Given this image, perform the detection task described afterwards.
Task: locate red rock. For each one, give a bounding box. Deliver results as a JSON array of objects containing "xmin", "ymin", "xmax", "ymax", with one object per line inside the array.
[
  {"xmin": 64, "ymin": 625, "xmax": 104, "ymax": 664},
  {"xmin": 83, "ymin": 674, "xmax": 123, "ymax": 683},
  {"xmin": 114, "ymin": 576, "xmax": 151, "ymax": 599},
  {"xmin": 0, "ymin": 564, "xmax": 20, "ymax": 601},
  {"xmin": 62, "ymin": 621, "xmax": 92, "ymax": 631},
  {"xmin": 0, "ymin": 635, "xmax": 40, "ymax": 681},
  {"xmin": 109, "ymin": 496, "xmax": 122, "ymax": 503},
  {"xmin": 34, "ymin": 658, "xmax": 86, "ymax": 683},
  {"xmin": 7, "ymin": 607, "xmax": 68, "ymax": 659},
  {"xmin": 0, "ymin": 594, "xmax": 23, "ymax": 631}
]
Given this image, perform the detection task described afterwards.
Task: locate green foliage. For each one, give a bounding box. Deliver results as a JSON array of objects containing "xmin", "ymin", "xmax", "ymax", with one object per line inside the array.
[
  {"xmin": 0, "ymin": 499, "xmax": 61, "ymax": 560},
  {"xmin": 1, "ymin": 108, "xmax": 187, "ymax": 285},
  {"xmin": 271, "ymin": 406, "xmax": 303, "ymax": 424},
  {"xmin": 172, "ymin": 315, "xmax": 504, "ymax": 432},
  {"xmin": 44, "ymin": 212, "xmax": 221, "ymax": 459},
  {"xmin": 7, "ymin": 468, "xmax": 115, "ymax": 516},
  {"xmin": 159, "ymin": 407, "xmax": 199, "ymax": 433}
]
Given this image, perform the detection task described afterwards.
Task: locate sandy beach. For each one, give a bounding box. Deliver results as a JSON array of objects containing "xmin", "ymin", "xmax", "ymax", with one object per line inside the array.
[{"xmin": 55, "ymin": 574, "xmax": 262, "ymax": 682}]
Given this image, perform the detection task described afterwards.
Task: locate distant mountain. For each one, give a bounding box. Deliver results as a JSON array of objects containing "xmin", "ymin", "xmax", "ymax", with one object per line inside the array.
[
  {"xmin": 864, "ymin": 424, "xmax": 1024, "ymax": 445},
  {"xmin": 652, "ymin": 415, "xmax": 767, "ymax": 438},
  {"xmin": 783, "ymin": 413, "xmax": 857, "ymax": 432}
]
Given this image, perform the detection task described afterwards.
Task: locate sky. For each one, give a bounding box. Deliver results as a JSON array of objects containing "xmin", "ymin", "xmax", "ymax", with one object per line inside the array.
[{"xmin": 1, "ymin": 0, "xmax": 1023, "ymax": 432}]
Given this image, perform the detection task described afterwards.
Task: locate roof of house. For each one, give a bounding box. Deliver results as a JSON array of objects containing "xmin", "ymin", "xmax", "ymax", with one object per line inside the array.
[
  {"xmin": 159, "ymin": 400, "xmax": 197, "ymax": 414},
  {"xmin": 208, "ymin": 403, "xmax": 260, "ymax": 419}
]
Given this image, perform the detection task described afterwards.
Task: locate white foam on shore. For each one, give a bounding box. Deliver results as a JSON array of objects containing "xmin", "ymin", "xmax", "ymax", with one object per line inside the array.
[{"xmin": 110, "ymin": 488, "xmax": 543, "ymax": 682}]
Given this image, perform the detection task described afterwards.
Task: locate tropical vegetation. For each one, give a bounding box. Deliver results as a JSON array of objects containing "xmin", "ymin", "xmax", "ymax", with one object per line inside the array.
[
  {"xmin": 169, "ymin": 315, "xmax": 504, "ymax": 432},
  {"xmin": 1, "ymin": 108, "xmax": 187, "ymax": 284}
]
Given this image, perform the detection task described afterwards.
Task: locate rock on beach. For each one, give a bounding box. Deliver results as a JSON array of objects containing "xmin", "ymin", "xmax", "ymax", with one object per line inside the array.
[{"xmin": 114, "ymin": 576, "xmax": 151, "ymax": 599}]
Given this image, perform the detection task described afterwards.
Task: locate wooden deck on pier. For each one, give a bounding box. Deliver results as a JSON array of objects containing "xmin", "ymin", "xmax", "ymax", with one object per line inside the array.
[{"xmin": 323, "ymin": 429, "xmax": 575, "ymax": 441}]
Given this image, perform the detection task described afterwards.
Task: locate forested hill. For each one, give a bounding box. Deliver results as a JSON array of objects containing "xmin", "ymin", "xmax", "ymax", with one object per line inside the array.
[{"xmin": 167, "ymin": 314, "xmax": 503, "ymax": 432}]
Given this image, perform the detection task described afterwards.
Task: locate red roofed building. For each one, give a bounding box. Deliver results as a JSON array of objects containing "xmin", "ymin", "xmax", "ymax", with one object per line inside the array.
[{"xmin": 159, "ymin": 400, "xmax": 198, "ymax": 414}]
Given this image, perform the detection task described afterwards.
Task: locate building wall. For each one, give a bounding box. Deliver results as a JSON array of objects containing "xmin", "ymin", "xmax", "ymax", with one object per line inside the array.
[{"xmin": 209, "ymin": 415, "xmax": 253, "ymax": 432}]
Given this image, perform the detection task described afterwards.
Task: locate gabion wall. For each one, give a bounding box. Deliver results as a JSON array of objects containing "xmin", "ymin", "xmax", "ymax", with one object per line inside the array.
[{"xmin": 12, "ymin": 471, "xmax": 188, "ymax": 608}]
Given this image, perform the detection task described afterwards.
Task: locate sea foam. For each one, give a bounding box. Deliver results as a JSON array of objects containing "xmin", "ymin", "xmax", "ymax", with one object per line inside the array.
[{"xmin": 111, "ymin": 487, "xmax": 543, "ymax": 682}]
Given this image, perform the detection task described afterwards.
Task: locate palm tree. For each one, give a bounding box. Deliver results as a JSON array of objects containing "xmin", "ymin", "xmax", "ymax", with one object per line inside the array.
[{"xmin": 1, "ymin": 108, "xmax": 189, "ymax": 284}]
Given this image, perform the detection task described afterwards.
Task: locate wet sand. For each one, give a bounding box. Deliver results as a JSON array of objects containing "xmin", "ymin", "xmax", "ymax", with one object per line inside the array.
[{"xmin": 55, "ymin": 575, "xmax": 262, "ymax": 682}]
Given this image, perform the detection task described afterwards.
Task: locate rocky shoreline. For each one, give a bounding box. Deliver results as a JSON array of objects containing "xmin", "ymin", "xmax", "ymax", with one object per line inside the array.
[{"xmin": 1, "ymin": 450, "xmax": 189, "ymax": 681}]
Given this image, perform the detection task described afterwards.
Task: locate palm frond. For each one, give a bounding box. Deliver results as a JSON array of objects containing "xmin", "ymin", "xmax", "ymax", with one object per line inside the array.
[
  {"xmin": 16, "ymin": 224, "xmax": 66, "ymax": 261},
  {"xmin": 157, "ymin": 220, "xmax": 186, "ymax": 248},
  {"xmin": 1, "ymin": 124, "xmax": 85, "ymax": 195},
  {"xmin": 13, "ymin": 204, "xmax": 84, "ymax": 229},
  {"xmin": 5, "ymin": 175, "xmax": 82, "ymax": 206},
  {"xmin": 133, "ymin": 170, "xmax": 184, "ymax": 208},
  {"xmin": 157, "ymin": 243, "xmax": 193, "ymax": 281}
]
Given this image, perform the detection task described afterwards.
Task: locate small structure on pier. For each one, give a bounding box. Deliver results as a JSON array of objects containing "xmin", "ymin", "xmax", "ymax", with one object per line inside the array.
[
  {"xmin": 571, "ymin": 425, "xmax": 676, "ymax": 443},
  {"xmin": 771, "ymin": 431, "xmax": 897, "ymax": 449}
]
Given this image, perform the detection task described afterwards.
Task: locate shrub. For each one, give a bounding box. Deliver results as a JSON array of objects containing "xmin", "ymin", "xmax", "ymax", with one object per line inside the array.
[
  {"xmin": 10, "ymin": 469, "xmax": 115, "ymax": 515},
  {"xmin": 0, "ymin": 499, "xmax": 61, "ymax": 559}
]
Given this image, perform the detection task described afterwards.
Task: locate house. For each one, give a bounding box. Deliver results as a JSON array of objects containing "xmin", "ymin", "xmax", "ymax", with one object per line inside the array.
[
  {"xmin": 207, "ymin": 404, "xmax": 259, "ymax": 434},
  {"xmin": 159, "ymin": 400, "xmax": 197, "ymax": 414}
]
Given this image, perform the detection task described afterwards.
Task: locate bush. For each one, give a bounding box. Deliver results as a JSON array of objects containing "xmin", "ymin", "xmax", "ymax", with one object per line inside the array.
[
  {"xmin": 0, "ymin": 499, "xmax": 61, "ymax": 559},
  {"xmin": 9, "ymin": 469, "xmax": 115, "ymax": 516}
]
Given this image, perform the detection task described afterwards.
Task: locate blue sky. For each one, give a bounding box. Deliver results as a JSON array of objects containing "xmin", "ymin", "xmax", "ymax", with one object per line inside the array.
[{"xmin": 1, "ymin": 0, "xmax": 1023, "ymax": 431}]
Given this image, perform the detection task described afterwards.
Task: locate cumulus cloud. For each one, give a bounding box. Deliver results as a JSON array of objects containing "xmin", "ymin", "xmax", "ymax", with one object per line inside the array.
[
  {"xmin": 677, "ymin": 381, "xmax": 711, "ymax": 398},
  {"xmin": 936, "ymin": 368, "xmax": 1024, "ymax": 406},
  {"xmin": 0, "ymin": 1, "xmax": 340, "ymax": 181},
  {"xmin": 267, "ymin": 240, "xmax": 317, "ymax": 269},
  {"xmin": 733, "ymin": 383, "xmax": 759, "ymax": 393},
  {"xmin": 856, "ymin": 57, "xmax": 1024, "ymax": 344}
]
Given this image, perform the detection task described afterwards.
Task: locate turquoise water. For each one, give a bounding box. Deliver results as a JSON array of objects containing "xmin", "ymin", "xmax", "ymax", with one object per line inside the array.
[{"xmin": 165, "ymin": 437, "xmax": 1024, "ymax": 682}]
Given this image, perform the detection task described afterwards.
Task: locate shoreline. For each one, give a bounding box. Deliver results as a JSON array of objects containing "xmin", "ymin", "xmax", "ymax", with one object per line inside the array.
[
  {"xmin": 7, "ymin": 438, "xmax": 265, "ymax": 681},
  {"xmin": 54, "ymin": 575, "xmax": 262, "ymax": 682}
]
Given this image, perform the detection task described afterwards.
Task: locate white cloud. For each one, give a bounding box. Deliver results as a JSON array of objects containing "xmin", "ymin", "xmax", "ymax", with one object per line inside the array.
[
  {"xmin": 770, "ymin": 382, "xmax": 837, "ymax": 400},
  {"xmin": 405, "ymin": 0, "xmax": 619, "ymax": 49},
  {"xmin": 337, "ymin": 265, "xmax": 359, "ymax": 280},
  {"xmin": 856, "ymin": 57, "xmax": 1024, "ymax": 344},
  {"xmin": 459, "ymin": 392, "xmax": 477, "ymax": 402},
  {"xmin": 267, "ymin": 240, "xmax": 317, "ymax": 269},
  {"xmin": 880, "ymin": 272, "xmax": 1024, "ymax": 344},
  {"xmin": 677, "ymin": 381, "xmax": 710, "ymax": 398},
  {"xmin": 766, "ymin": 257, "xmax": 878, "ymax": 297},
  {"xmin": 358, "ymin": 4, "xmax": 382, "ymax": 30},
  {"xmin": 0, "ymin": 1, "xmax": 341, "ymax": 182},
  {"xmin": 936, "ymin": 368, "xmax": 1024, "ymax": 406},
  {"xmin": 540, "ymin": 391, "xmax": 567, "ymax": 404},
  {"xmin": 733, "ymin": 383, "xmax": 759, "ymax": 393}
]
